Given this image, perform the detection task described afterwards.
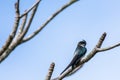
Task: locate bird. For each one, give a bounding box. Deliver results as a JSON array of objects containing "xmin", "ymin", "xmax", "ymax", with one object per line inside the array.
[{"xmin": 60, "ymin": 40, "xmax": 87, "ymax": 75}]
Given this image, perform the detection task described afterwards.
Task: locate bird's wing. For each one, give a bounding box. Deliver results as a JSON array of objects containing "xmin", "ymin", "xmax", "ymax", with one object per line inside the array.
[
  {"xmin": 73, "ymin": 47, "xmax": 87, "ymax": 65},
  {"xmin": 60, "ymin": 54, "xmax": 79, "ymax": 75},
  {"xmin": 60, "ymin": 47, "xmax": 87, "ymax": 75}
]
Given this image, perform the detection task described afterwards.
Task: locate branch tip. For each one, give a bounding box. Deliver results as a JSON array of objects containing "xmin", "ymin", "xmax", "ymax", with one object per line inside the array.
[
  {"xmin": 45, "ymin": 62, "xmax": 55, "ymax": 80},
  {"xmin": 96, "ymin": 32, "xmax": 107, "ymax": 48},
  {"xmin": 51, "ymin": 62, "xmax": 55, "ymax": 66},
  {"xmin": 103, "ymin": 32, "xmax": 107, "ymax": 37},
  {"xmin": 101, "ymin": 32, "xmax": 107, "ymax": 40},
  {"xmin": 22, "ymin": 0, "xmax": 78, "ymax": 43},
  {"xmin": 15, "ymin": 0, "xmax": 20, "ymax": 15}
]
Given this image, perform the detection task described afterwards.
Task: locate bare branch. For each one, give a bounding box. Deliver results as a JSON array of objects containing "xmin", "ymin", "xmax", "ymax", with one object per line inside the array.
[
  {"xmin": 15, "ymin": 0, "xmax": 20, "ymax": 15},
  {"xmin": 0, "ymin": 1, "xmax": 20, "ymax": 56},
  {"xmin": 0, "ymin": 0, "xmax": 41, "ymax": 63},
  {"xmin": 18, "ymin": 1, "xmax": 40, "ymax": 41},
  {"xmin": 45, "ymin": 62, "xmax": 55, "ymax": 80},
  {"xmin": 82, "ymin": 32, "xmax": 107, "ymax": 63},
  {"xmin": 96, "ymin": 32, "xmax": 106, "ymax": 48},
  {"xmin": 20, "ymin": 0, "xmax": 41, "ymax": 18},
  {"xmin": 0, "ymin": 40, "xmax": 19, "ymax": 63},
  {"xmin": 18, "ymin": 12, "xmax": 28, "ymax": 34},
  {"xmin": 22, "ymin": 0, "xmax": 79, "ymax": 43},
  {"xmin": 97, "ymin": 42, "xmax": 120, "ymax": 52}
]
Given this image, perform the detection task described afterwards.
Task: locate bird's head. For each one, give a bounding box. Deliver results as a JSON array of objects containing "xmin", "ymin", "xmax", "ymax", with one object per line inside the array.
[{"xmin": 78, "ymin": 40, "xmax": 86, "ymax": 47}]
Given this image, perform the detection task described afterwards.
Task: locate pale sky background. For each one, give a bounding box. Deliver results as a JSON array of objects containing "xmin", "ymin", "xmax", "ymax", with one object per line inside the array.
[{"xmin": 0, "ymin": 0, "xmax": 120, "ymax": 80}]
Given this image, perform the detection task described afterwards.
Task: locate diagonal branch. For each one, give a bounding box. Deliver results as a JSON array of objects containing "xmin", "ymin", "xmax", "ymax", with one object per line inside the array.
[
  {"xmin": 45, "ymin": 62, "xmax": 55, "ymax": 80},
  {"xmin": 18, "ymin": 1, "xmax": 40, "ymax": 42},
  {"xmin": 0, "ymin": 0, "xmax": 20, "ymax": 56},
  {"xmin": 0, "ymin": 38, "xmax": 21, "ymax": 63},
  {"xmin": 18, "ymin": 12, "xmax": 28, "ymax": 34},
  {"xmin": 20, "ymin": 0, "xmax": 41, "ymax": 18},
  {"xmin": 97, "ymin": 42, "xmax": 120, "ymax": 52},
  {"xmin": 21, "ymin": 0, "xmax": 79, "ymax": 43}
]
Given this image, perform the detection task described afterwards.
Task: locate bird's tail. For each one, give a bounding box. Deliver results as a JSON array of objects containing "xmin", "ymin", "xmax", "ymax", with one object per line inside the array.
[{"xmin": 60, "ymin": 64, "xmax": 71, "ymax": 75}]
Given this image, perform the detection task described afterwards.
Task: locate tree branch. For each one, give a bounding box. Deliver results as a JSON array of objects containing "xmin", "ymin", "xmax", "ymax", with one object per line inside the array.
[
  {"xmin": 97, "ymin": 42, "xmax": 120, "ymax": 52},
  {"xmin": 15, "ymin": 0, "xmax": 20, "ymax": 15},
  {"xmin": 18, "ymin": 1, "xmax": 40, "ymax": 41},
  {"xmin": 22, "ymin": 0, "xmax": 79, "ymax": 43},
  {"xmin": 82, "ymin": 32, "xmax": 106, "ymax": 63},
  {"xmin": 20, "ymin": 0, "xmax": 41, "ymax": 18},
  {"xmin": 0, "ymin": 0, "xmax": 76, "ymax": 63},
  {"xmin": 0, "ymin": 1, "xmax": 20, "ymax": 56},
  {"xmin": 0, "ymin": 39, "xmax": 20, "ymax": 63},
  {"xmin": 45, "ymin": 62, "xmax": 55, "ymax": 80},
  {"xmin": 0, "ymin": 0, "xmax": 41, "ymax": 63},
  {"xmin": 18, "ymin": 13, "xmax": 28, "ymax": 34}
]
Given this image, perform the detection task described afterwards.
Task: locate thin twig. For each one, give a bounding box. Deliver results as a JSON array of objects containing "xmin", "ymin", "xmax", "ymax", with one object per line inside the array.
[
  {"xmin": 18, "ymin": 12, "xmax": 28, "ymax": 34},
  {"xmin": 18, "ymin": 1, "xmax": 40, "ymax": 41},
  {"xmin": 20, "ymin": 0, "xmax": 41, "ymax": 18},
  {"xmin": 22, "ymin": 0, "xmax": 78, "ymax": 43},
  {"xmin": 97, "ymin": 42, "xmax": 120, "ymax": 52}
]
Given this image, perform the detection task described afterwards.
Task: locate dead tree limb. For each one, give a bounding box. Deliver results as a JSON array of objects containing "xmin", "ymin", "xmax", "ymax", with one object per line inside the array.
[
  {"xmin": 20, "ymin": 0, "xmax": 41, "ymax": 18},
  {"xmin": 0, "ymin": 0, "xmax": 79, "ymax": 63},
  {"xmin": 22, "ymin": 0, "xmax": 79, "ymax": 43},
  {"xmin": 0, "ymin": 0, "xmax": 41, "ymax": 63}
]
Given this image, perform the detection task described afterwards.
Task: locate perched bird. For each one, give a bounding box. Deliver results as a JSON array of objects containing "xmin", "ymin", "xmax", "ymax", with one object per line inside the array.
[{"xmin": 60, "ymin": 40, "xmax": 87, "ymax": 75}]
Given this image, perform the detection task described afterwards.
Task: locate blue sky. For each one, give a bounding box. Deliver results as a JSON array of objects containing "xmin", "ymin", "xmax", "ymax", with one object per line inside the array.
[{"xmin": 0, "ymin": 0, "xmax": 120, "ymax": 80}]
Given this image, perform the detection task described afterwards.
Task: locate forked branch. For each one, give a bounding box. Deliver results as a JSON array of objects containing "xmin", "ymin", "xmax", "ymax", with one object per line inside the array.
[
  {"xmin": 0, "ymin": 0, "xmax": 20, "ymax": 56},
  {"xmin": 0, "ymin": 0, "xmax": 79, "ymax": 63},
  {"xmin": 20, "ymin": 0, "xmax": 41, "ymax": 18},
  {"xmin": 0, "ymin": 0, "xmax": 41, "ymax": 63},
  {"xmin": 22, "ymin": 0, "xmax": 79, "ymax": 43}
]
